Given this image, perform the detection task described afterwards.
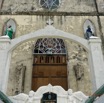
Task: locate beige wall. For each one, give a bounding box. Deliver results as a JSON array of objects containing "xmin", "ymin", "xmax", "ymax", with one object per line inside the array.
[
  {"xmin": 0, "ymin": 0, "xmax": 104, "ymax": 100},
  {"xmin": 97, "ymin": 0, "xmax": 104, "ymax": 13},
  {"xmin": 0, "ymin": 0, "xmax": 2, "ymax": 9},
  {"xmin": 1, "ymin": 0, "xmax": 96, "ymax": 13},
  {"xmin": 0, "ymin": 15, "xmax": 101, "ymax": 96},
  {"xmin": 0, "ymin": 15, "xmax": 100, "ymax": 38},
  {"xmin": 7, "ymin": 40, "xmax": 35, "ymax": 95},
  {"xmin": 99, "ymin": 16, "xmax": 104, "ymax": 36}
]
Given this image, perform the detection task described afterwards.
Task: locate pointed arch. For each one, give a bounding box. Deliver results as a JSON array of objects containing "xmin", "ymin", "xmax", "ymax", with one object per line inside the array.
[
  {"xmin": 2, "ymin": 19, "xmax": 17, "ymax": 39},
  {"xmin": 34, "ymin": 38, "xmax": 66, "ymax": 54},
  {"xmin": 83, "ymin": 19, "xmax": 96, "ymax": 36}
]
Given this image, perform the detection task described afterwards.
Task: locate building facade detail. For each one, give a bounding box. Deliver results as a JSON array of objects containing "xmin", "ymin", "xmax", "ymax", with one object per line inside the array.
[
  {"xmin": 0, "ymin": 25, "xmax": 104, "ymax": 96},
  {"xmin": 10, "ymin": 84, "xmax": 88, "ymax": 103}
]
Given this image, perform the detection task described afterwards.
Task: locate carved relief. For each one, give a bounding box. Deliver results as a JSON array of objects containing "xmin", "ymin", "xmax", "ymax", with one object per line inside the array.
[
  {"xmin": 68, "ymin": 89, "xmax": 88, "ymax": 103},
  {"xmin": 10, "ymin": 84, "xmax": 88, "ymax": 103},
  {"xmin": 10, "ymin": 90, "xmax": 35, "ymax": 103},
  {"xmin": 73, "ymin": 63, "xmax": 84, "ymax": 80},
  {"xmin": 15, "ymin": 64, "xmax": 26, "ymax": 94}
]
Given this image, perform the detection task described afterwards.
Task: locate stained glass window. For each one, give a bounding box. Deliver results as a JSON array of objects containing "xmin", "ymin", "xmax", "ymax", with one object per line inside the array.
[
  {"xmin": 39, "ymin": 0, "xmax": 60, "ymax": 10},
  {"xmin": 34, "ymin": 38, "xmax": 66, "ymax": 54}
]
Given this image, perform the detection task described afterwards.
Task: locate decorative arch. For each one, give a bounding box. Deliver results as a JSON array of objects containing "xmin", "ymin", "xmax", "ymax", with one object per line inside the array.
[
  {"xmin": 0, "ymin": 25, "xmax": 104, "ymax": 95},
  {"xmin": 9, "ymin": 25, "xmax": 89, "ymax": 52},
  {"xmin": 1, "ymin": 25, "xmax": 91, "ymax": 93},
  {"xmin": 0, "ymin": 0, "xmax": 4, "ymax": 9},
  {"xmin": 83, "ymin": 19, "xmax": 95, "ymax": 34},
  {"xmin": 6, "ymin": 25, "xmax": 90, "ymax": 93}
]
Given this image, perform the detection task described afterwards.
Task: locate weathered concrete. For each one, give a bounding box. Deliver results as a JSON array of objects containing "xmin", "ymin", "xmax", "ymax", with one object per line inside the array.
[
  {"xmin": 1, "ymin": 0, "xmax": 96, "ymax": 14},
  {"xmin": 0, "ymin": 15, "xmax": 100, "ymax": 38},
  {"xmin": 0, "ymin": 1, "xmax": 104, "ymax": 103},
  {"xmin": 0, "ymin": 25, "xmax": 104, "ymax": 100}
]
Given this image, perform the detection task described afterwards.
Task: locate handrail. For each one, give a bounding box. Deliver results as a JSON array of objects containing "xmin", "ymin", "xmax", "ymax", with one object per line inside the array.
[
  {"xmin": 0, "ymin": 91, "xmax": 13, "ymax": 103},
  {"xmin": 85, "ymin": 84, "xmax": 104, "ymax": 103}
]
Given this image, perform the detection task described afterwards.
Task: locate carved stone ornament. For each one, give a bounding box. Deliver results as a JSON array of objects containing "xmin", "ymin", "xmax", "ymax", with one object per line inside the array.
[
  {"xmin": 73, "ymin": 63, "xmax": 84, "ymax": 80},
  {"xmin": 15, "ymin": 64, "xmax": 26, "ymax": 94},
  {"xmin": 10, "ymin": 84, "xmax": 88, "ymax": 103}
]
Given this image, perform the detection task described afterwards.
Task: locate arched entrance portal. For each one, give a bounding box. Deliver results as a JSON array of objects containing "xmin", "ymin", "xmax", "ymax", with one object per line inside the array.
[
  {"xmin": 1, "ymin": 25, "xmax": 104, "ymax": 97},
  {"xmin": 32, "ymin": 38, "xmax": 68, "ymax": 91}
]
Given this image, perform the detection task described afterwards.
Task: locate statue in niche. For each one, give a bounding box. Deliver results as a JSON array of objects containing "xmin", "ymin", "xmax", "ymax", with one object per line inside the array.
[
  {"xmin": 3, "ymin": 19, "xmax": 16, "ymax": 39},
  {"xmin": 15, "ymin": 64, "xmax": 26, "ymax": 94},
  {"xmin": 73, "ymin": 63, "xmax": 84, "ymax": 80},
  {"xmin": 85, "ymin": 25, "xmax": 94, "ymax": 40}
]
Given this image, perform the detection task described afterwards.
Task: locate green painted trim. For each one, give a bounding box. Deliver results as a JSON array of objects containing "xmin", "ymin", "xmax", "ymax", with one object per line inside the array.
[
  {"xmin": 0, "ymin": 91, "xmax": 13, "ymax": 103},
  {"xmin": 85, "ymin": 84, "xmax": 104, "ymax": 103}
]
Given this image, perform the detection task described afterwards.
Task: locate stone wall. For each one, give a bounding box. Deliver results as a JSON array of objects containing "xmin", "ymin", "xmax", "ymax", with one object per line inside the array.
[
  {"xmin": 0, "ymin": 0, "xmax": 2, "ymax": 9},
  {"xmin": 99, "ymin": 16, "xmax": 104, "ymax": 54},
  {"xmin": 0, "ymin": 0, "xmax": 96, "ymax": 14},
  {"xmin": 0, "ymin": 0, "xmax": 103, "ymax": 15},
  {"xmin": 0, "ymin": 0, "xmax": 103, "ymax": 45},
  {"xmin": 0, "ymin": 0, "xmax": 104, "ymax": 99},
  {"xmin": 7, "ymin": 40, "xmax": 36, "ymax": 95},
  {"xmin": 0, "ymin": 15, "xmax": 100, "ymax": 96},
  {"xmin": 2, "ymin": 0, "xmax": 96, "ymax": 14},
  {"xmin": 66, "ymin": 40, "xmax": 92, "ymax": 96},
  {"xmin": 0, "ymin": 15, "xmax": 100, "ymax": 38},
  {"xmin": 7, "ymin": 38, "xmax": 92, "ymax": 96},
  {"xmin": 97, "ymin": 0, "xmax": 104, "ymax": 13}
]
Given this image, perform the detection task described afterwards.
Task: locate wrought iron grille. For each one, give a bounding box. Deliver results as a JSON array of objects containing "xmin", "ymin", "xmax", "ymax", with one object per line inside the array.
[
  {"xmin": 39, "ymin": 0, "xmax": 60, "ymax": 10},
  {"xmin": 34, "ymin": 38, "xmax": 66, "ymax": 54}
]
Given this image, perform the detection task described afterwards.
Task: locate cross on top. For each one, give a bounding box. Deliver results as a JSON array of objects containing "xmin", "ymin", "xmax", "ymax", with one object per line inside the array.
[{"xmin": 46, "ymin": 18, "xmax": 53, "ymax": 25}]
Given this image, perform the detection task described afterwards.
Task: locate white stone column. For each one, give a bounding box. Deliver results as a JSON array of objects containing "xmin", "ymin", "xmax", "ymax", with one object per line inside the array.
[
  {"xmin": 88, "ymin": 37, "xmax": 104, "ymax": 91},
  {"xmin": 0, "ymin": 36, "xmax": 11, "ymax": 92}
]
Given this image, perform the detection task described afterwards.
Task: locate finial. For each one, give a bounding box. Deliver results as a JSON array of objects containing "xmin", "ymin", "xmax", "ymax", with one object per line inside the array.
[{"xmin": 46, "ymin": 18, "xmax": 53, "ymax": 25}]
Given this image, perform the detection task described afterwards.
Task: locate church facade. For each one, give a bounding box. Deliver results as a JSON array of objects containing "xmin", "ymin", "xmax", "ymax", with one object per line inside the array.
[{"xmin": 0, "ymin": 0, "xmax": 104, "ymax": 102}]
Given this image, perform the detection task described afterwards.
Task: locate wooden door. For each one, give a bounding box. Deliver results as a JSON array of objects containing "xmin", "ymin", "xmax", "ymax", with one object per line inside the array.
[{"xmin": 32, "ymin": 55, "xmax": 68, "ymax": 91}]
